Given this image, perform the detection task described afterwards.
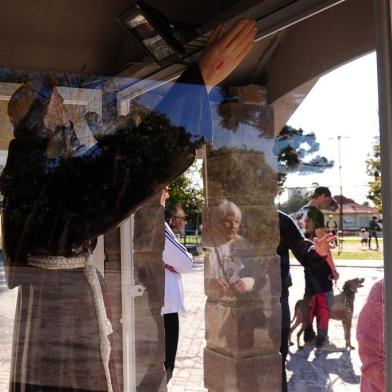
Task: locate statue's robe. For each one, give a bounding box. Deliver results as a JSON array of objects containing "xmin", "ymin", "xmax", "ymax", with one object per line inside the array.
[{"xmin": 2, "ymin": 63, "xmax": 211, "ymax": 392}]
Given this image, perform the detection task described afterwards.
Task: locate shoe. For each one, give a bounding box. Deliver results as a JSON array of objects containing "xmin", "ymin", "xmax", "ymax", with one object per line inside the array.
[
  {"xmin": 315, "ymin": 335, "xmax": 325, "ymax": 348},
  {"xmin": 317, "ymin": 340, "xmax": 339, "ymax": 352},
  {"xmin": 304, "ymin": 327, "xmax": 316, "ymax": 343},
  {"xmin": 166, "ymin": 369, "xmax": 173, "ymax": 383}
]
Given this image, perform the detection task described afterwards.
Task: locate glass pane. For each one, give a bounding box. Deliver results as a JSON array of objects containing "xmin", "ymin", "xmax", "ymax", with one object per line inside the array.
[
  {"xmin": 0, "ymin": 67, "xmax": 214, "ymax": 391},
  {"xmin": 275, "ymin": 52, "xmax": 385, "ymax": 390},
  {"xmin": 0, "ymin": 1, "xmax": 388, "ymax": 392}
]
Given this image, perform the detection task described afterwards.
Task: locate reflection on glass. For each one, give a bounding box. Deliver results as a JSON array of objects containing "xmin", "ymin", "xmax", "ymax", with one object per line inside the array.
[
  {"xmin": 0, "ymin": 65, "xmax": 210, "ymax": 391},
  {"xmin": 206, "ymin": 200, "xmax": 265, "ymax": 300}
]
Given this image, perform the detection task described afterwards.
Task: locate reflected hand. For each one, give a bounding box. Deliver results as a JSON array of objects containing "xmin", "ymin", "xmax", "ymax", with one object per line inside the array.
[
  {"xmin": 217, "ymin": 278, "xmax": 230, "ymax": 294},
  {"xmin": 313, "ymin": 233, "xmax": 335, "ymax": 257},
  {"xmin": 198, "ymin": 19, "xmax": 256, "ymax": 92},
  {"xmin": 165, "ymin": 264, "xmax": 178, "ymax": 273},
  {"xmin": 233, "ymin": 280, "xmax": 246, "ymax": 294}
]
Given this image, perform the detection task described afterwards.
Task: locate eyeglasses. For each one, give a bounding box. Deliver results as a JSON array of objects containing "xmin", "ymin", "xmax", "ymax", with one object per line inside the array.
[{"xmin": 173, "ymin": 215, "xmax": 187, "ymax": 221}]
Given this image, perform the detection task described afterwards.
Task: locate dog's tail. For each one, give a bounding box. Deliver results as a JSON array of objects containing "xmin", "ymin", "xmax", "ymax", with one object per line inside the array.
[{"xmin": 290, "ymin": 301, "xmax": 301, "ymax": 324}]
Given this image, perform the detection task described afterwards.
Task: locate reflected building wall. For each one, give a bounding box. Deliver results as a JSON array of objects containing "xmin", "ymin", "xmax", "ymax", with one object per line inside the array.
[{"xmin": 203, "ymin": 85, "xmax": 281, "ymax": 391}]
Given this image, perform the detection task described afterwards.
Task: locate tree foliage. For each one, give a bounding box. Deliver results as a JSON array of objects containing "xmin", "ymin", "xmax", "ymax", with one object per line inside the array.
[
  {"xmin": 366, "ymin": 138, "xmax": 382, "ymax": 212},
  {"xmin": 166, "ymin": 162, "xmax": 203, "ymax": 229},
  {"xmin": 274, "ymin": 125, "xmax": 334, "ymax": 189},
  {"xmin": 279, "ymin": 192, "xmax": 312, "ymax": 214}
]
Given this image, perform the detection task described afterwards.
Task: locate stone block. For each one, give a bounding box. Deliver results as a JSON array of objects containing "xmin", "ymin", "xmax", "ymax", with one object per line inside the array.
[
  {"xmin": 217, "ymin": 103, "xmax": 274, "ymax": 139},
  {"xmin": 136, "ymin": 366, "xmax": 166, "ymax": 392},
  {"xmin": 133, "ymin": 251, "xmax": 165, "ymax": 310},
  {"xmin": 135, "ymin": 301, "xmax": 165, "ymax": 365},
  {"xmin": 228, "ymin": 85, "xmax": 268, "ymax": 106},
  {"xmin": 202, "ymin": 205, "xmax": 279, "ymax": 254},
  {"xmin": 104, "ymin": 227, "xmax": 121, "ymax": 259},
  {"xmin": 258, "ymin": 105, "xmax": 274, "ymax": 138},
  {"xmin": 265, "ymin": 257, "xmax": 282, "ymax": 298},
  {"xmin": 204, "ymin": 248, "xmax": 270, "ymax": 303},
  {"xmin": 205, "ymin": 301, "xmax": 280, "ymax": 357},
  {"xmin": 205, "ymin": 149, "xmax": 278, "ymax": 206},
  {"xmin": 134, "ymin": 204, "xmax": 165, "ymax": 251},
  {"xmin": 204, "ymin": 348, "xmax": 281, "ymax": 392}
]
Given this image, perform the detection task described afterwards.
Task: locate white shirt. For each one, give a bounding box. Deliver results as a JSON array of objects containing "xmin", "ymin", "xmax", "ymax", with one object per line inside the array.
[{"xmin": 161, "ymin": 222, "xmax": 193, "ymax": 315}]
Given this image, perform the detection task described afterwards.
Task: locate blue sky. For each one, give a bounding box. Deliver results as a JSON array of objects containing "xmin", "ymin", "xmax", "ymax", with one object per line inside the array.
[{"xmin": 283, "ymin": 52, "xmax": 379, "ymax": 204}]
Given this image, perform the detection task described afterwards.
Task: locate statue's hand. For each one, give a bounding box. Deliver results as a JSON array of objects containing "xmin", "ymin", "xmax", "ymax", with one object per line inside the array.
[{"xmin": 198, "ymin": 18, "xmax": 256, "ymax": 92}]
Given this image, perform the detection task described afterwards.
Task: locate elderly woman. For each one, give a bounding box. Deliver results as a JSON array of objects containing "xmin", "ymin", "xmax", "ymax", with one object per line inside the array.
[
  {"xmin": 206, "ymin": 199, "xmax": 264, "ymax": 299},
  {"xmin": 1, "ymin": 20, "xmax": 256, "ymax": 392}
]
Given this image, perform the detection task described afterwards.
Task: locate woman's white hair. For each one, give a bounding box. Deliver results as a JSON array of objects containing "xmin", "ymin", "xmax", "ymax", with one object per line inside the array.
[{"xmin": 211, "ymin": 199, "xmax": 242, "ymax": 227}]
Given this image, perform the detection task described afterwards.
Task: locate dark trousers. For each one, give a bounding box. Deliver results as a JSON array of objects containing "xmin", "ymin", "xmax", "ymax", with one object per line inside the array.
[
  {"xmin": 164, "ymin": 313, "xmax": 179, "ymax": 372},
  {"xmin": 280, "ymin": 295, "xmax": 290, "ymax": 392},
  {"xmin": 369, "ymin": 232, "xmax": 379, "ymax": 249}
]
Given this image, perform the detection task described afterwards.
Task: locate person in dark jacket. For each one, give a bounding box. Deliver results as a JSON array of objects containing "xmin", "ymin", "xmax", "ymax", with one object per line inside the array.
[
  {"xmin": 277, "ymin": 211, "xmax": 333, "ymax": 392},
  {"xmin": 368, "ymin": 216, "xmax": 381, "ymax": 250}
]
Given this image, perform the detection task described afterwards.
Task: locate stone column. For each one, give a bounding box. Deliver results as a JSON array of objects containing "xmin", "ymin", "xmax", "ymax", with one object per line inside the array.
[
  {"xmin": 104, "ymin": 194, "xmax": 166, "ymax": 392},
  {"xmin": 133, "ymin": 196, "xmax": 167, "ymax": 392},
  {"xmin": 203, "ymin": 85, "xmax": 281, "ymax": 391}
]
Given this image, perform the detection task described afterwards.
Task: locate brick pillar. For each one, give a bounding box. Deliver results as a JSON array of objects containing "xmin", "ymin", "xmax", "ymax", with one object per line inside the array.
[
  {"xmin": 203, "ymin": 85, "xmax": 281, "ymax": 392},
  {"xmin": 104, "ymin": 194, "xmax": 166, "ymax": 392},
  {"xmin": 133, "ymin": 196, "xmax": 167, "ymax": 392},
  {"xmin": 104, "ymin": 227, "xmax": 124, "ymax": 390}
]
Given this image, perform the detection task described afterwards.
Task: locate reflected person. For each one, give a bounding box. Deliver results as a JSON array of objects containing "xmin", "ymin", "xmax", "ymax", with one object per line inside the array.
[
  {"xmin": 1, "ymin": 19, "xmax": 257, "ymax": 392},
  {"xmin": 206, "ymin": 200, "xmax": 265, "ymax": 299},
  {"xmin": 278, "ymin": 211, "xmax": 335, "ymax": 392},
  {"xmin": 161, "ymin": 190, "xmax": 193, "ymax": 382}
]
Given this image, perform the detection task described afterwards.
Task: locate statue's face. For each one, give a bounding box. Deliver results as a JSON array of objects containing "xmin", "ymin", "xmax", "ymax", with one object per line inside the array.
[
  {"xmin": 44, "ymin": 89, "xmax": 70, "ymax": 132},
  {"xmin": 44, "ymin": 89, "xmax": 79, "ymax": 158},
  {"xmin": 218, "ymin": 213, "xmax": 241, "ymax": 242}
]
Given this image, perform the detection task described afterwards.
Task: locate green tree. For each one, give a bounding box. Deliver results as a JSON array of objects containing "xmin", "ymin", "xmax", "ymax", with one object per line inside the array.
[
  {"xmin": 366, "ymin": 138, "xmax": 382, "ymax": 212},
  {"xmin": 166, "ymin": 162, "xmax": 203, "ymax": 229},
  {"xmin": 279, "ymin": 192, "xmax": 312, "ymax": 215}
]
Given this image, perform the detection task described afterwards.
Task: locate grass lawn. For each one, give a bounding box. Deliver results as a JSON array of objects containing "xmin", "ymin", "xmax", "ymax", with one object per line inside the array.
[
  {"xmin": 331, "ymin": 249, "xmax": 383, "ymax": 260},
  {"xmin": 180, "ymin": 235, "xmax": 200, "ymax": 245},
  {"xmin": 339, "ymin": 236, "xmax": 383, "ymax": 242},
  {"xmin": 289, "ymin": 249, "xmax": 383, "ymax": 260}
]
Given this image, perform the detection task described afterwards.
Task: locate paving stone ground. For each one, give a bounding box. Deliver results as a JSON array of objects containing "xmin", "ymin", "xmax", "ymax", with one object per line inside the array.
[
  {"xmin": 168, "ymin": 258, "xmax": 384, "ymax": 392},
  {"xmin": 0, "ymin": 257, "xmax": 384, "ymax": 391}
]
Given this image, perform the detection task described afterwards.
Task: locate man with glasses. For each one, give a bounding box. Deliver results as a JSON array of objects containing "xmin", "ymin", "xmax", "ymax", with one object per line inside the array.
[
  {"xmin": 160, "ymin": 189, "xmax": 193, "ymax": 382},
  {"xmin": 169, "ymin": 205, "xmax": 188, "ymax": 238}
]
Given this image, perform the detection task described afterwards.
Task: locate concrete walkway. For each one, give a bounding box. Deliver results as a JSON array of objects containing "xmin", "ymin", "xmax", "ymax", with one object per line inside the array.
[{"xmin": 169, "ymin": 259, "xmax": 384, "ymax": 392}]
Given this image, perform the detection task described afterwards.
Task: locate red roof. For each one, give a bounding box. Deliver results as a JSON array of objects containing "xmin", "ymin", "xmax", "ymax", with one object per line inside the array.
[{"xmin": 323, "ymin": 195, "xmax": 377, "ymax": 214}]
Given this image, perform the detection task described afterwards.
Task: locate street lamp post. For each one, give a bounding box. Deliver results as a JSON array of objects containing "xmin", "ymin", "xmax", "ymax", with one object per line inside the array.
[
  {"xmin": 329, "ymin": 135, "xmax": 350, "ymax": 254},
  {"xmin": 337, "ymin": 136, "xmax": 344, "ymax": 254}
]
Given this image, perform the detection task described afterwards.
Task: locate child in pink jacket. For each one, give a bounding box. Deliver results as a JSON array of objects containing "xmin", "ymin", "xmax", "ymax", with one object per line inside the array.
[{"xmin": 356, "ymin": 279, "xmax": 385, "ymax": 392}]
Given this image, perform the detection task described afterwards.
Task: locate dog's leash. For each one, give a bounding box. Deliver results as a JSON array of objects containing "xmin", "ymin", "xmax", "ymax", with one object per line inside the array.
[{"xmin": 330, "ymin": 276, "xmax": 342, "ymax": 293}]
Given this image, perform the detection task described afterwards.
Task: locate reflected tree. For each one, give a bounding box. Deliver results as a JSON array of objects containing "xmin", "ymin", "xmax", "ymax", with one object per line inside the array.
[
  {"xmin": 274, "ymin": 125, "xmax": 334, "ymax": 189},
  {"xmin": 166, "ymin": 162, "xmax": 203, "ymax": 229},
  {"xmin": 366, "ymin": 137, "xmax": 382, "ymax": 212}
]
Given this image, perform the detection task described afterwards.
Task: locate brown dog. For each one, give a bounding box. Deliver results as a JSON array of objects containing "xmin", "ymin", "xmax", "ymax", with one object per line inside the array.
[{"xmin": 289, "ymin": 278, "xmax": 365, "ymax": 349}]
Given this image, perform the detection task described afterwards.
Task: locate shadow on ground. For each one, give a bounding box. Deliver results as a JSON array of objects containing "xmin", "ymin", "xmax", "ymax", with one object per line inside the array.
[{"xmin": 287, "ymin": 346, "xmax": 360, "ymax": 391}]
